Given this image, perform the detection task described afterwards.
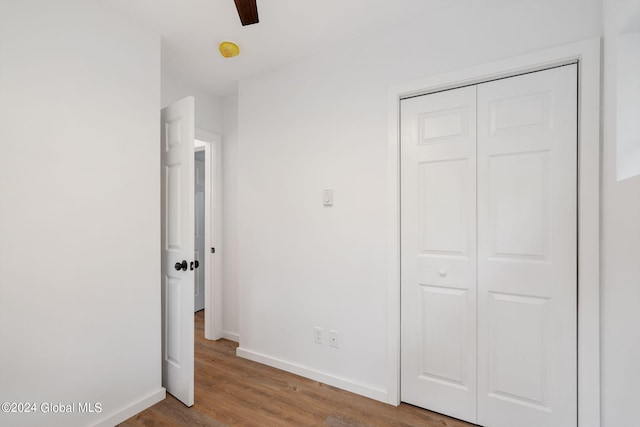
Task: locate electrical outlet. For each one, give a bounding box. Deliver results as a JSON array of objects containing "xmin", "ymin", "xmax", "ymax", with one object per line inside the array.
[
  {"xmin": 314, "ymin": 327, "xmax": 324, "ymax": 344},
  {"xmin": 329, "ymin": 330, "xmax": 340, "ymax": 348}
]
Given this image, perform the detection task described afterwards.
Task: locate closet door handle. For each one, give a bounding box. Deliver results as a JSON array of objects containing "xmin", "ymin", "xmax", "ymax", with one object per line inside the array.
[{"xmin": 174, "ymin": 260, "xmax": 188, "ymax": 271}]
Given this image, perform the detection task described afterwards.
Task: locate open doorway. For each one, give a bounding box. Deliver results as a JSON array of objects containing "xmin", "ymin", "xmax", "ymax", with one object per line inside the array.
[
  {"xmin": 194, "ymin": 130, "xmax": 223, "ymax": 341},
  {"xmin": 194, "ymin": 150, "xmax": 205, "ymax": 313}
]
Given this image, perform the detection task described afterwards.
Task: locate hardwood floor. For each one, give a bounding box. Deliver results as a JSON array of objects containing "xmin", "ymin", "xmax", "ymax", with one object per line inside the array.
[{"xmin": 119, "ymin": 311, "xmax": 475, "ymax": 427}]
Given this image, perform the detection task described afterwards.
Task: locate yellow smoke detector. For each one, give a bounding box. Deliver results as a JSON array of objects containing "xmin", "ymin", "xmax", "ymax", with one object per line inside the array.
[{"xmin": 219, "ymin": 41, "xmax": 240, "ymax": 58}]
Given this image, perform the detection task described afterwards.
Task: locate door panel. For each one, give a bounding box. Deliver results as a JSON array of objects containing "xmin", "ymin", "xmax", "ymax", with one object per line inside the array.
[
  {"xmin": 488, "ymin": 292, "xmax": 548, "ymax": 407},
  {"xmin": 401, "ymin": 86, "xmax": 477, "ymax": 424},
  {"xmin": 419, "ymin": 159, "xmax": 469, "ymax": 255},
  {"xmin": 161, "ymin": 96, "xmax": 195, "ymax": 407},
  {"xmin": 488, "ymin": 151, "xmax": 551, "ymax": 259},
  {"xmin": 419, "ymin": 285, "xmax": 470, "ymax": 386},
  {"xmin": 477, "ymin": 65, "xmax": 577, "ymax": 427}
]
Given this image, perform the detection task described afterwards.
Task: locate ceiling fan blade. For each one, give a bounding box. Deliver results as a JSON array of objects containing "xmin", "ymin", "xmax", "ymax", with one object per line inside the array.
[{"xmin": 233, "ymin": 0, "xmax": 259, "ymax": 26}]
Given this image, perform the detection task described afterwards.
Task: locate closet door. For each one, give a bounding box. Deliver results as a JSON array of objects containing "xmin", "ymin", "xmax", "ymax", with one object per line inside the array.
[
  {"xmin": 476, "ymin": 64, "xmax": 577, "ymax": 427},
  {"xmin": 400, "ymin": 86, "xmax": 477, "ymax": 424}
]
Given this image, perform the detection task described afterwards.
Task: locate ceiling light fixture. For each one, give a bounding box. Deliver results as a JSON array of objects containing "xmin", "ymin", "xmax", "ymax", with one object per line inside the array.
[{"xmin": 219, "ymin": 41, "xmax": 240, "ymax": 58}]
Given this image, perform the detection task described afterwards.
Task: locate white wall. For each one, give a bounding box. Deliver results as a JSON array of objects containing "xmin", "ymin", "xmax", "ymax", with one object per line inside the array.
[
  {"xmin": 602, "ymin": 1, "xmax": 640, "ymax": 425},
  {"xmin": 236, "ymin": 0, "xmax": 602, "ymax": 403},
  {"xmin": 0, "ymin": 2, "xmax": 163, "ymax": 426},
  {"xmin": 162, "ymin": 72, "xmax": 224, "ymax": 134},
  {"xmin": 222, "ymin": 95, "xmax": 240, "ymax": 339}
]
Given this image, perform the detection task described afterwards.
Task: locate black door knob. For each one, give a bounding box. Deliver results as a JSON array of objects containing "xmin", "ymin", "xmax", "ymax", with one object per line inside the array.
[
  {"xmin": 194, "ymin": 260, "xmax": 200, "ymax": 269},
  {"xmin": 174, "ymin": 260, "xmax": 187, "ymax": 271}
]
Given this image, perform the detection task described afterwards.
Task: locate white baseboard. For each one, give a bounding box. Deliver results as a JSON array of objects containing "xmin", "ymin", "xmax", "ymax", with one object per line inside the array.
[
  {"xmin": 236, "ymin": 347, "xmax": 388, "ymax": 403},
  {"xmin": 91, "ymin": 387, "xmax": 165, "ymax": 427},
  {"xmin": 221, "ymin": 331, "xmax": 239, "ymax": 342}
]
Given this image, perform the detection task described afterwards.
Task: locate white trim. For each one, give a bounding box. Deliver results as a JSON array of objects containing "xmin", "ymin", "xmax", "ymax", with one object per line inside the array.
[
  {"xmin": 195, "ymin": 128, "xmax": 217, "ymax": 142},
  {"xmin": 221, "ymin": 331, "xmax": 240, "ymax": 342},
  {"xmin": 195, "ymin": 129, "xmax": 224, "ymax": 341},
  {"xmin": 387, "ymin": 38, "xmax": 601, "ymax": 427},
  {"xmin": 91, "ymin": 388, "xmax": 165, "ymax": 427},
  {"xmin": 236, "ymin": 347, "xmax": 388, "ymax": 402}
]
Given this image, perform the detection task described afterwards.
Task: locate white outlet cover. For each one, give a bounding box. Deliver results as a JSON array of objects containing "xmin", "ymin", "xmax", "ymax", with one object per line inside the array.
[{"xmin": 329, "ymin": 330, "xmax": 339, "ymax": 348}]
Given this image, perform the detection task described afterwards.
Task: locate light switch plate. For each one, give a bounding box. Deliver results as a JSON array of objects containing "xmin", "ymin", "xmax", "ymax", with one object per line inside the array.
[{"xmin": 323, "ymin": 189, "xmax": 333, "ymax": 206}]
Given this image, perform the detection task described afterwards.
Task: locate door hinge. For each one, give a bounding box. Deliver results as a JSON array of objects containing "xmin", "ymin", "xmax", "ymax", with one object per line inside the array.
[{"xmin": 211, "ymin": 247, "xmax": 215, "ymax": 254}]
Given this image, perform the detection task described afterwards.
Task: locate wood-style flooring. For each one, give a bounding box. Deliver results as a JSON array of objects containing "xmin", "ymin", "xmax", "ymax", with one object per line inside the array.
[{"xmin": 119, "ymin": 311, "xmax": 475, "ymax": 427}]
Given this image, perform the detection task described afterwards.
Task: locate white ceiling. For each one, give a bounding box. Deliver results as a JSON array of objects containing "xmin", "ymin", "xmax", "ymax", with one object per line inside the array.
[{"xmin": 104, "ymin": 0, "xmax": 459, "ymax": 96}]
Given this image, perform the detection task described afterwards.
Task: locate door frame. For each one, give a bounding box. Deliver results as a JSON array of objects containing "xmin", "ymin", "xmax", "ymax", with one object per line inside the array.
[
  {"xmin": 194, "ymin": 128, "xmax": 224, "ymax": 340},
  {"xmin": 386, "ymin": 38, "xmax": 601, "ymax": 426}
]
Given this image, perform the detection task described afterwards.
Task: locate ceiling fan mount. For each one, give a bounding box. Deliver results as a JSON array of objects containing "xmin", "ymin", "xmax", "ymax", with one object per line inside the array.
[{"xmin": 233, "ymin": 0, "xmax": 259, "ymax": 26}]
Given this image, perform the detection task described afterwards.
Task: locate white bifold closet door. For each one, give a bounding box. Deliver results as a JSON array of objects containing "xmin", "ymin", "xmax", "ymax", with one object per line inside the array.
[
  {"xmin": 401, "ymin": 64, "xmax": 577, "ymax": 427},
  {"xmin": 400, "ymin": 85, "xmax": 478, "ymax": 423}
]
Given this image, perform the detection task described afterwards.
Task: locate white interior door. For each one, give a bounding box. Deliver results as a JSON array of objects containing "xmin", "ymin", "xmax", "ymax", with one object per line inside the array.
[
  {"xmin": 194, "ymin": 152, "xmax": 205, "ymax": 312},
  {"xmin": 476, "ymin": 65, "xmax": 577, "ymax": 427},
  {"xmin": 400, "ymin": 85, "xmax": 477, "ymax": 423},
  {"xmin": 161, "ymin": 96, "xmax": 195, "ymax": 407}
]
